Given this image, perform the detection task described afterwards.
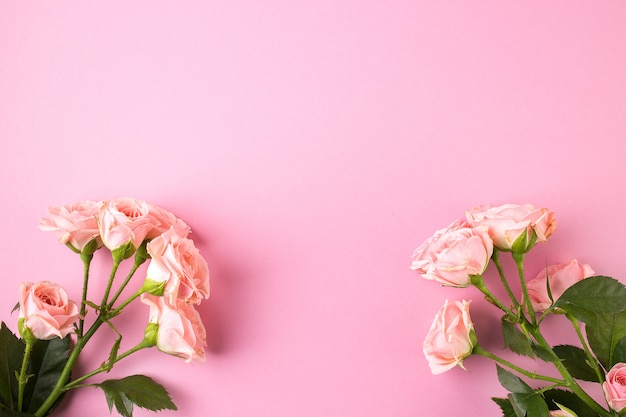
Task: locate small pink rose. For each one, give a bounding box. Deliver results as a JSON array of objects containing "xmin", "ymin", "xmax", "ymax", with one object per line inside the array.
[
  {"xmin": 141, "ymin": 294, "xmax": 207, "ymax": 362},
  {"xmin": 145, "ymin": 228, "xmax": 209, "ymax": 304},
  {"xmin": 526, "ymin": 260, "xmax": 595, "ymax": 313},
  {"xmin": 465, "ymin": 203, "xmax": 556, "ymax": 252},
  {"xmin": 39, "ymin": 200, "xmax": 103, "ymax": 252},
  {"xmin": 423, "ymin": 300, "xmax": 474, "ymax": 374},
  {"xmin": 145, "ymin": 203, "xmax": 191, "ymax": 240},
  {"xmin": 98, "ymin": 198, "xmax": 157, "ymax": 251},
  {"xmin": 411, "ymin": 220, "xmax": 493, "ymax": 287},
  {"xmin": 19, "ymin": 281, "xmax": 80, "ymax": 340},
  {"xmin": 604, "ymin": 363, "xmax": 626, "ymax": 412}
]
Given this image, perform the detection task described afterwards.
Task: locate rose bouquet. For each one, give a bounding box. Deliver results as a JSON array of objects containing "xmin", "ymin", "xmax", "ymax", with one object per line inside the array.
[
  {"xmin": 413, "ymin": 204, "xmax": 626, "ymax": 417},
  {"xmin": 0, "ymin": 198, "xmax": 209, "ymax": 417}
]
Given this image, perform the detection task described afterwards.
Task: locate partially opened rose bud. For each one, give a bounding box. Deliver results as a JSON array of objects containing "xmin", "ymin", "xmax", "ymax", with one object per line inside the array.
[
  {"xmin": 603, "ymin": 363, "xmax": 626, "ymax": 412},
  {"xmin": 411, "ymin": 220, "xmax": 493, "ymax": 288},
  {"xmin": 141, "ymin": 294, "xmax": 207, "ymax": 363},
  {"xmin": 423, "ymin": 300, "xmax": 475, "ymax": 374},
  {"xmin": 526, "ymin": 260, "xmax": 595, "ymax": 313},
  {"xmin": 144, "ymin": 228, "xmax": 209, "ymax": 304}
]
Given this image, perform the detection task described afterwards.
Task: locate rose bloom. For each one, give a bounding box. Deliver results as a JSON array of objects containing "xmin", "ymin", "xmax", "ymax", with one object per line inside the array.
[
  {"xmin": 98, "ymin": 198, "xmax": 157, "ymax": 251},
  {"xmin": 465, "ymin": 203, "xmax": 556, "ymax": 252},
  {"xmin": 526, "ymin": 259, "xmax": 595, "ymax": 313},
  {"xmin": 141, "ymin": 294, "xmax": 207, "ymax": 362},
  {"xmin": 423, "ymin": 299, "xmax": 474, "ymax": 374},
  {"xmin": 145, "ymin": 203, "xmax": 191, "ymax": 240},
  {"xmin": 19, "ymin": 281, "xmax": 80, "ymax": 340},
  {"xmin": 39, "ymin": 200, "xmax": 103, "ymax": 253},
  {"xmin": 411, "ymin": 220, "xmax": 493, "ymax": 287},
  {"xmin": 145, "ymin": 227, "xmax": 209, "ymax": 305},
  {"xmin": 604, "ymin": 363, "xmax": 626, "ymax": 412}
]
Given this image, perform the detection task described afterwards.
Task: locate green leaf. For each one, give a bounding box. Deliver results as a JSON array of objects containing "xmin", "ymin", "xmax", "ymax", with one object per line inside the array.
[
  {"xmin": 612, "ymin": 336, "xmax": 626, "ymax": 365},
  {"xmin": 552, "ymin": 345, "xmax": 599, "ymax": 382},
  {"xmin": 542, "ymin": 389, "xmax": 599, "ymax": 417},
  {"xmin": 492, "ymin": 397, "xmax": 516, "ymax": 417},
  {"xmin": 0, "ymin": 323, "xmax": 26, "ymax": 410},
  {"xmin": 586, "ymin": 311, "xmax": 626, "ymax": 369},
  {"xmin": 0, "ymin": 411, "xmax": 37, "ymax": 417},
  {"xmin": 509, "ymin": 392, "xmax": 549, "ymax": 417},
  {"xmin": 496, "ymin": 365, "xmax": 532, "ymax": 393},
  {"xmin": 25, "ymin": 336, "xmax": 71, "ymax": 415},
  {"xmin": 554, "ymin": 276, "xmax": 626, "ymax": 323},
  {"xmin": 95, "ymin": 375, "xmax": 177, "ymax": 417},
  {"xmin": 501, "ymin": 319, "xmax": 535, "ymax": 358}
]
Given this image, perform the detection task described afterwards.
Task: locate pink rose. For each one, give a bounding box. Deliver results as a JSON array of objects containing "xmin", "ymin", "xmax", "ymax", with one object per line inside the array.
[
  {"xmin": 526, "ymin": 260, "xmax": 595, "ymax": 313},
  {"xmin": 141, "ymin": 294, "xmax": 207, "ymax": 362},
  {"xmin": 98, "ymin": 198, "xmax": 157, "ymax": 252},
  {"xmin": 423, "ymin": 300, "xmax": 475, "ymax": 374},
  {"xmin": 39, "ymin": 200, "xmax": 103, "ymax": 253},
  {"xmin": 145, "ymin": 203, "xmax": 191, "ymax": 240},
  {"xmin": 19, "ymin": 281, "xmax": 80, "ymax": 340},
  {"xmin": 411, "ymin": 220, "xmax": 493, "ymax": 287},
  {"xmin": 145, "ymin": 228, "xmax": 209, "ymax": 304},
  {"xmin": 465, "ymin": 203, "xmax": 556, "ymax": 252},
  {"xmin": 604, "ymin": 363, "xmax": 626, "ymax": 412}
]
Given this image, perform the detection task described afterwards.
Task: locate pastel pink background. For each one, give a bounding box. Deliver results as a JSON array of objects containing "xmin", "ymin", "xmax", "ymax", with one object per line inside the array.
[{"xmin": 1, "ymin": 2, "xmax": 625, "ymax": 416}]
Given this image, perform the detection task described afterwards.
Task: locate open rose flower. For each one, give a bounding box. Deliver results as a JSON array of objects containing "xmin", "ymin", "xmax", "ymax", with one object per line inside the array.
[
  {"xmin": 411, "ymin": 220, "xmax": 493, "ymax": 287},
  {"xmin": 526, "ymin": 259, "xmax": 595, "ymax": 313},
  {"xmin": 604, "ymin": 363, "xmax": 626, "ymax": 412},
  {"xmin": 98, "ymin": 198, "xmax": 157, "ymax": 253},
  {"xmin": 465, "ymin": 203, "xmax": 556, "ymax": 253},
  {"xmin": 145, "ymin": 203, "xmax": 191, "ymax": 239},
  {"xmin": 144, "ymin": 227, "xmax": 209, "ymax": 304},
  {"xmin": 141, "ymin": 294, "xmax": 207, "ymax": 362},
  {"xmin": 39, "ymin": 200, "xmax": 103, "ymax": 253},
  {"xmin": 19, "ymin": 281, "xmax": 80, "ymax": 340},
  {"xmin": 423, "ymin": 299, "xmax": 475, "ymax": 374}
]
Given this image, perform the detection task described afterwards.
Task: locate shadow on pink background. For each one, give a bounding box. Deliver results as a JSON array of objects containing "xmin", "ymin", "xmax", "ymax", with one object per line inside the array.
[{"xmin": 1, "ymin": 2, "xmax": 625, "ymax": 416}]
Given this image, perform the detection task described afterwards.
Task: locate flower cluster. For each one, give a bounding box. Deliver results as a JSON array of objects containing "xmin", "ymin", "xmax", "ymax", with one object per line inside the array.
[
  {"xmin": 1, "ymin": 198, "xmax": 209, "ymax": 417},
  {"xmin": 413, "ymin": 203, "xmax": 626, "ymax": 417}
]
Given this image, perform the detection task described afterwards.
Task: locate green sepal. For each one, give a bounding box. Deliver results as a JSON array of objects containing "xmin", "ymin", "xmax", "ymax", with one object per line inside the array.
[
  {"xmin": 511, "ymin": 229, "xmax": 537, "ymax": 254},
  {"xmin": 140, "ymin": 278, "xmax": 166, "ymax": 297},
  {"xmin": 112, "ymin": 242, "xmax": 136, "ymax": 263},
  {"xmin": 94, "ymin": 375, "xmax": 177, "ymax": 417},
  {"xmin": 142, "ymin": 323, "xmax": 159, "ymax": 348},
  {"xmin": 17, "ymin": 319, "xmax": 37, "ymax": 345}
]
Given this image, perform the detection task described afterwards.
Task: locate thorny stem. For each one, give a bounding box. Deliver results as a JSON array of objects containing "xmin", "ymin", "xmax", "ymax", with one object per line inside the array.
[
  {"xmin": 17, "ymin": 342, "xmax": 33, "ymax": 412},
  {"xmin": 78, "ymin": 252, "xmax": 93, "ymax": 337},
  {"xmin": 491, "ymin": 250, "xmax": 520, "ymax": 310}
]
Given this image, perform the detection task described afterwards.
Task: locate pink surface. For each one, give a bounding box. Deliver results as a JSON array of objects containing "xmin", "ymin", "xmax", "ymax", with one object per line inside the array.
[{"xmin": 1, "ymin": 2, "xmax": 626, "ymax": 416}]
